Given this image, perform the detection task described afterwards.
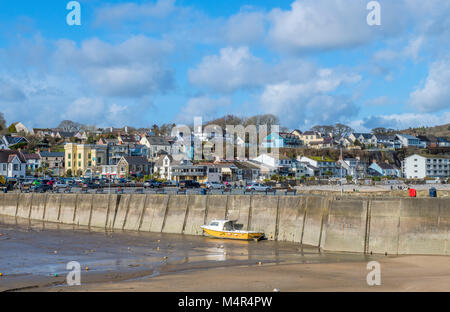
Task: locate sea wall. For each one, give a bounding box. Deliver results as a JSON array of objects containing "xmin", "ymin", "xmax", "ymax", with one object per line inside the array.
[{"xmin": 0, "ymin": 193, "xmax": 448, "ymax": 255}]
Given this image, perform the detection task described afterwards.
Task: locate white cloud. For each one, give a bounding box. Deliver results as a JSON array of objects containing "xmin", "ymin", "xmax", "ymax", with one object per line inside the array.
[
  {"xmin": 188, "ymin": 47, "xmax": 265, "ymax": 93},
  {"xmin": 410, "ymin": 57, "xmax": 450, "ymax": 113},
  {"xmin": 260, "ymin": 70, "xmax": 361, "ymax": 128},
  {"xmin": 176, "ymin": 96, "xmax": 232, "ymax": 123},
  {"xmin": 361, "ymin": 111, "xmax": 450, "ymax": 131},
  {"xmin": 225, "ymin": 11, "xmax": 266, "ymax": 45},
  {"xmin": 54, "ymin": 36, "xmax": 174, "ymax": 97},
  {"xmin": 95, "ymin": 0, "xmax": 176, "ymax": 25}
]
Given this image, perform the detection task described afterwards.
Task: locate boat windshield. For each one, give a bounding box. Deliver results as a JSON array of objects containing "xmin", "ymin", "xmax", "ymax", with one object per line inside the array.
[
  {"xmin": 209, "ymin": 222, "xmax": 220, "ymax": 227},
  {"xmin": 223, "ymin": 221, "xmax": 236, "ymax": 231}
]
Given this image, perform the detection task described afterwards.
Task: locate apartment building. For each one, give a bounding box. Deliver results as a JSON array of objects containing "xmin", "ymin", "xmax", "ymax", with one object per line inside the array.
[
  {"xmin": 402, "ymin": 154, "xmax": 450, "ymax": 179},
  {"xmin": 64, "ymin": 143, "xmax": 107, "ymax": 176}
]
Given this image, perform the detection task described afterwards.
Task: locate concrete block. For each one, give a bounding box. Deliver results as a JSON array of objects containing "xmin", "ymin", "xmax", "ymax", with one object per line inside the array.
[
  {"xmin": 30, "ymin": 193, "xmax": 47, "ymax": 221},
  {"xmin": 249, "ymin": 195, "xmax": 279, "ymax": 240},
  {"xmin": 123, "ymin": 194, "xmax": 147, "ymax": 231},
  {"xmin": 368, "ymin": 199, "xmax": 401, "ymax": 255},
  {"xmin": 74, "ymin": 194, "xmax": 93, "ymax": 226},
  {"xmin": 277, "ymin": 196, "xmax": 306, "ymax": 243},
  {"xmin": 16, "ymin": 193, "xmax": 33, "ymax": 219},
  {"xmin": 162, "ymin": 195, "xmax": 189, "ymax": 234},
  {"xmin": 322, "ymin": 199, "xmax": 367, "ymax": 253},
  {"xmin": 183, "ymin": 195, "xmax": 207, "ymax": 236},
  {"xmin": 44, "ymin": 194, "xmax": 62, "ymax": 223},
  {"xmin": 226, "ymin": 195, "xmax": 251, "ymax": 231},
  {"xmin": 59, "ymin": 194, "xmax": 78, "ymax": 225},
  {"xmin": 140, "ymin": 195, "xmax": 169, "ymax": 233}
]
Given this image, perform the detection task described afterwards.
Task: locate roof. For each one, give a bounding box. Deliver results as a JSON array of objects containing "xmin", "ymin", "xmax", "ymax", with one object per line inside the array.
[
  {"xmin": 233, "ymin": 161, "xmax": 260, "ymax": 170},
  {"xmin": 155, "ymin": 154, "xmax": 173, "ymax": 167},
  {"xmin": 144, "ymin": 136, "xmax": 170, "ymax": 146},
  {"xmin": 415, "ymin": 154, "xmax": 450, "ymax": 159},
  {"xmin": 3, "ymin": 135, "xmax": 28, "ymax": 146},
  {"xmin": 40, "ymin": 151, "xmax": 65, "ymax": 158},
  {"xmin": 303, "ymin": 131, "xmax": 317, "ymax": 136},
  {"xmin": 123, "ymin": 156, "xmax": 150, "ymax": 165},
  {"xmin": 397, "ymin": 134, "xmax": 418, "ymax": 140},
  {"xmin": 0, "ymin": 150, "xmax": 27, "ymax": 163},
  {"xmin": 375, "ymin": 162, "xmax": 396, "ymax": 170},
  {"xmin": 24, "ymin": 153, "xmax": 41, "ymax": 160}
]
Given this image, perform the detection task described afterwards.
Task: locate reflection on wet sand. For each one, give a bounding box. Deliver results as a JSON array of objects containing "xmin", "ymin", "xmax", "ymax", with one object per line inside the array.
[{"xmin": 0, "ymin": 215, "xmax": 379, "ymax": 291}]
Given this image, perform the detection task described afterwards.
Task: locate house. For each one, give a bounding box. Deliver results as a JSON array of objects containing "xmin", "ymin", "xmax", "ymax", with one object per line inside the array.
[
  {"xmin": 139, "ymin": 136, "xmax": 171, "ymax": 159},
  {"xmin": 234, "ymin": 161, "xmax": 260, "ymax": 182},
  {"xmin": 64, "ymin": 143, "xmax": 107, "ymax": 176},
  {"xmin": 12, "ymin": 122, "xmax": 29, "ymax": 134},
  {"xmin": 0, "ymin": 149, "xmax": 27, "ymax": 178},
  {"xmin": 298, "ymin": 156, "xmax": 340, "ymax": 177},
  {"xmin": 118, "ymin": 134, "xmax": 137, "ymax": 144},
  {"xmin": 261, "ymin": 132, "xmax": 303, "ymax": 149},
  {"xmin": 371, "ymin": 134, "xmax": 401, "ymax": 149},
  {"xmin": 39, "ymin": 151, "xmax": 65, "ymax": 177},
  {"xmin": 339, "ymin": 158, "xmax": 367, "ymax": 179},
  {"xmin": 368, "ymin": 161, "xmax": 401, "ymax": 177},
  {"xmin": 297, "ymin": 131, "xmax": 323, "ymax": 147},
  {"xmin": 396, "ymin": 134, "xmax": 424, "ymax": 148},
  {"xmin": 402, "ymin": 154, "xmax": 450, "ymax": 179},
  {"xmin": 437, "ymin": 137, "xmax": 450, "ymax": 147},
  {"xmin": 117, "ymin": 156, "xmax": 152, "ymax": 178},
  {"xmin": 1, "ymin": 135, "xmax": 28, "ymax": 148},
  {"xmin": 309, "ymin": 137, "xmax": 335, "ymax": 149},
  {"xmin": 349, "ymin": 133, "xmax": 376, "ymax": 146},
  {"xmin": 31, "ymin": 128, "xmax": 54, "ymax": 137},
  {"xmin": 171, "ymin": 160, "xmax": 208, "ymax": 183},
  {"xmin": 23, "ymin": 153, "xmax": 41, "ymax": 175},
  {"xmin": 154, "ymin": 154, "xmax": 176, "ymax": 181}
]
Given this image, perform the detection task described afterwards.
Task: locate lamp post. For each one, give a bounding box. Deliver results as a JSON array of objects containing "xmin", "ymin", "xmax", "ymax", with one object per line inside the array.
[{"xmin": 340, "ymin": 145, "xmax": 343, "ymax": 197}]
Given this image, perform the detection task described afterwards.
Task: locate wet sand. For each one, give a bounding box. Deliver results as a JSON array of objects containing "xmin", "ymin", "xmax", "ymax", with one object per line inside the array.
[{"xmin": 1, "ymin": 216, "xmax": 449, "ymax": 292}]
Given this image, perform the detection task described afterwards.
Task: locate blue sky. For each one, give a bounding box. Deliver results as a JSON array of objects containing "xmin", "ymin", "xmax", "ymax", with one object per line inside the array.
[{"xmin": 0, "ymin": 0, "xmax": 449, "ymax": 131}]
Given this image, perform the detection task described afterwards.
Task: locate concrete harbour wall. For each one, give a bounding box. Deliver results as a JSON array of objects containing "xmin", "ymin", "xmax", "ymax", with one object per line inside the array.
[{"xmin": 0, "ymin": 193, "xmax": 448, "ymax": 256}]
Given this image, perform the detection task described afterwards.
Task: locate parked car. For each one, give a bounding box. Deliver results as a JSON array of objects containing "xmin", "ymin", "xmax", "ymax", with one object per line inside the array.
[
  {"xmin": 32, "ymin": 184, "xmax": 53, "ymax": 193},
  {"xmin": 82, "ymin": 182, "xmax": 102, "ymax": 189},
  {"xmin": 179, "ymin": 180, "xmax": 201, "ymax": 189},
  {"xmin": 144, "ymin": 180, "xmax": 163, "ymax": 189},
  {"xmin": 205, "ymin": 182, "xmax": 225, "ymax": 190},
  {"xmin": 246, "ymin": 183, "xmax": 272, "ymax": 192},
  {"xmin": 54, "ymin": 181, "xmax": 69, "ymax": 189}
]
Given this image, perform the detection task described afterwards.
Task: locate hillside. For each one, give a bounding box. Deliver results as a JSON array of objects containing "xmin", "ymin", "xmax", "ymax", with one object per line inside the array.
[{"xmin": 399, "ymin": 123, "xmax": 450, "ymax": 138}]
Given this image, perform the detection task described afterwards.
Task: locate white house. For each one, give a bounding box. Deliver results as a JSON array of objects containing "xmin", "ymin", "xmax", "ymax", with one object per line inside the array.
[
  {"xmin": 298, "ymin": 156, "xmax": 340, "ymax": 177},
  {"xmin": 402, "ymin": 154, "xmax": 450, "ymax": 179},
  {"xmin": 0, "ymin": 150, "xmax": 27, "ymax": 178},
  {"xmin": 396, "ymin": 134, "xmax": 425, "ymax": 148},
  {"xmin": 154, "ymin": 154, "xmax": 176, "ymax": 181}
]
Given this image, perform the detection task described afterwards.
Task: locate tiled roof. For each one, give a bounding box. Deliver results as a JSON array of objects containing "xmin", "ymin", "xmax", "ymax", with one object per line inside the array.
[
  {"xmin": 39, "ymin": 151, "xmax": 65, "ymax": 158},
  {"xmin": 0, "ymin": 150, "xmax": 27, "ymax": 163},
  {"xmin": 123, "ymin": 156, "xmax": 150, "ymax": 165}
]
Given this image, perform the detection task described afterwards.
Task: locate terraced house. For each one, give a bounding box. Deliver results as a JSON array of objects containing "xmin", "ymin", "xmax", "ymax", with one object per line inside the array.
[{"xmin": 64, "ymin": 143, "xmax": 107, "ymax": 176}]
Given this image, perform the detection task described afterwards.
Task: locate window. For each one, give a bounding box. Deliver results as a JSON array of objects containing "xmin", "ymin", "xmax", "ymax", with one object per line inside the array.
[
  {"xmin": 13, "ymin": 164, "xmax": 18, "ymax": 171},
  {"xmin": 78, "ymin": 153, "xmax": 81, "ymax": 159},
  {"xmin": 68, "ymin": 154, "xmax": 71, "ymax": 159},
  {"xmin": 88, "ymin": 161, "xmax": 92, "ymax": 167},
  {"xmin": 88, "ymin": 153, "xmax": 91, "ymax": 159},
  {"xmin": 78, "ymin": 162, "xmax": 81, "ymax": 167},
  {"xmin": 68, "ymin": 162, "xmax": 71, "ymax": 168}
]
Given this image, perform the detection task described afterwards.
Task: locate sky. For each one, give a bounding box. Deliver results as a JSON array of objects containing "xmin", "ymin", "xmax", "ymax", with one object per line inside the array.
[{"xmin": 0, "ymin": 0, "xmax": 449, "ymax": 131}]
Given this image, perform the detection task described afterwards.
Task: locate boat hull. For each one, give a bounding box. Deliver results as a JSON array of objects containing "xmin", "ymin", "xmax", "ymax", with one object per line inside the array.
[{"xmin": 202, "ymin": 228, "xmax": 264, "ymax": 241}]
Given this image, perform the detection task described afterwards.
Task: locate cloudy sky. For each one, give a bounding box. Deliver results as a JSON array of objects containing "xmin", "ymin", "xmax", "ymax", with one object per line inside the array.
[{"xmin": 0, "ymin": 0, "xmax": 449, "ymax": 131}]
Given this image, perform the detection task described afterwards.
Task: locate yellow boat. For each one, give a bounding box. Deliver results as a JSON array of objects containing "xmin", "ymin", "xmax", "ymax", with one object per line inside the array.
[{"xmin": 201, "ymin": 220, "xmax": 264, "ymax": 241}]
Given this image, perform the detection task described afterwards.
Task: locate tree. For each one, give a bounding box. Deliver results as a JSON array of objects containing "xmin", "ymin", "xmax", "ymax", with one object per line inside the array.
[
  {"xmin": 8, "ymin": 123, "xmax": 17, "ymax": 133},
  {"xmin": 66, "ymin": 169, "xmax": 73, "ymax": 177},
  {"xmin": 58, "ymin": 120, "xmax": 83, "ymax": 132},
  {"xmin": 0, "ymin": 112, "xmax": 6, "ymax": 132},
  {"xmin": 334, "ymin": 123, "xmax": 353, "ymax": 139}
]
